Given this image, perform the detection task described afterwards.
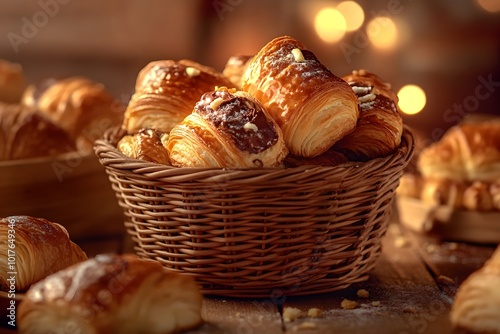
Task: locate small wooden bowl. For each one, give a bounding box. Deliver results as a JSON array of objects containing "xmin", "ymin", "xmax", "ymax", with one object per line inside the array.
[{"xmin": 0, "ymin": 151, "xmax": 125, "ymax": 242}]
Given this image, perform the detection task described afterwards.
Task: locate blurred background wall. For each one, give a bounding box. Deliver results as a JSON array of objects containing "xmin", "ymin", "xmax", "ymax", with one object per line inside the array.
[{"xmin": 1, "ymin": 0, "xmax": 499, "ymax": 143}]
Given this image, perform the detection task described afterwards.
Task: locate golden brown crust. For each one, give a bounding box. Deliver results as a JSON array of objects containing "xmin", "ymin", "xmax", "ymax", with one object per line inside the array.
[
  {"xmin": 222, "ymin": 55, "xmax": 253, "ymax": 89},
  {"xmin": 0, "ymin": 102, "xmax": 75, "ymax": 161},
  {"xmin": 166, "ymin": 87, "xmax": 288, "ymax": 168},
  {"xmin": 117, "ymin": 128, "xmax": 170, "ymax": 165},
  {"xmin": 450, "ymin": 246, "xmax": 500, "ymax": 333},
  {"xmin": 0, "ymin": 216, "xmax": 87, "ymax": 292},
  {"xmin": 331, "ymin": 69, "xmax": 403, "ymax": 161},
  {"xmin": 21, "ymin": 76, "xmax": 124, "ymax": 152},
  {"xmin": 0, "ymin": 59, "xmax": 26, "ymax": 104},
  {"xmin": 18, "ymin": 254, "xmax": 203, "ymax": 334},
  {"xmin": 123, "ymin": 59, "xmax": 234, "ymax": 134},
  {"xmin": 418, "ymin": 121, "xmax": 500, "ymax": 182},
  {"xmin": 241, "ymin": 35, "xmax": 359, "ymax": 158}
]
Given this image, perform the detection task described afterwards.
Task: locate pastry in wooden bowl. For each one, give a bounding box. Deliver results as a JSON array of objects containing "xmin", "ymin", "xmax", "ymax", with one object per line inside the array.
[
  {"xmin": 397, "ymin": 117, "xmax": 500, "ymax": 243},
  {"xmin": 18, "ymin": 253, "xmax": 203, "ymax": 334},
  {"xmin": 0, "ymin": 102, "xmax": 75, "ymax": 161},
  {"xmin": 332, "ymin": 69, "xmax": 403, "ymax": 161},
  {"xmin": 450, "ymin": 245, "xmax": 500, "ymax": 333},
  {"xmin": 166, "ymin": 86, "xmax": 288, "ymax": 168},
  {"xmin": 241, "ymin": 35, "xmax": 359, "ymax": 158},
  {"xmin": 0, "ymin": 59, "xmax": 26, "ymax": 104},
  {"xmin": 0, "ymin": 216, "xmax": 87, "ymax": 292},
  {"xmin": 123, "ymin": 59, "xmax": 234, "ymax": 135},
  {"xmin": 21, "ymin": 76, "xmax": 124, "ymax": 152}
]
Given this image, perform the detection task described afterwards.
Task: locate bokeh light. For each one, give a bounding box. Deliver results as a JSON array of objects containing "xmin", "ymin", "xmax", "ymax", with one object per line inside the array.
[
  {"xmin": 366, "ymin": 16, "xmax": 398, "ymax": 49},
  {"xmin": 314, "ymin": 7, "xmax": 347, "ymax": 43},
  {"xmin": 336, "ymin": 1, "xmax": 365, "ymax": 32},
  {"xmin": 476, "ymin": 0, "xmax": 500, "ymax": 12},
  {"xmin": 397, "ymin": 85, "xmax": 427, "ymax": 115}
]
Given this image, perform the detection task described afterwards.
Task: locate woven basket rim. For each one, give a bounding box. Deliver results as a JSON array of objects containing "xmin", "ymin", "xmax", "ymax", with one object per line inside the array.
[{"xmin": 94, "ymin": 125, "xmax": 415, "ymax": 175}]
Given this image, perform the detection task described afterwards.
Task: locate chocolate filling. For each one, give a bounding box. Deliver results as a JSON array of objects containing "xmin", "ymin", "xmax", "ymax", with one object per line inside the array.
[{"xmin": 194, "ymin": 90, "xmax": 279, "ymax": 154}]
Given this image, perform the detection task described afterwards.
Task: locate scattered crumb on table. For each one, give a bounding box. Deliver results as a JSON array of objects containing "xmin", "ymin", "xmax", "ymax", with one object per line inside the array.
[
  {"xmin": 394, "ymin": 236, "xmax": 410, "ymax": 248},
  {"xmin": 341, "ymin": 298, "xmax": 359, "ymax": 310},
  {"xmin": 283, "ymin": 307, "xmax": 302, "ymax": 322},
  {"xmin": 371, "ymin": 301, "xmax": 381, "ymax": 307},
  {"xmin": 307, "ymin": 308, "xmax": 322, "ymax": 318},
  {"xmin": 357, "ymin": 288, "xmax": 370, "ymax": 298}
]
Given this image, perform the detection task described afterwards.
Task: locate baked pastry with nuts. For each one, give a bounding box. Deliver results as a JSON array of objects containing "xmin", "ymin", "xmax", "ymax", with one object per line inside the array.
[
  {"xmin": 166, "ymin": 86, "xmax": 288, "ymax": 168},
  {"xmin": 241, "ymin": 35, "xmax": 359, "ymax": 158},
  {"xmin": 123, "ymin": 59, "xmax": 234, "ymax": 135}
]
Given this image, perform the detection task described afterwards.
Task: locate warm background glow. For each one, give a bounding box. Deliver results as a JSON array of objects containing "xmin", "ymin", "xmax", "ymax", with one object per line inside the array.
[
  {"xmin": 366, "ymin": 16, "xmax": 398, "ymax": 49},
  {"xmin": 397, "ymin": 85, "xmax": 427, "ymax": 115},
  {"xmin": 476, "ymin": 0, "xmax": 500, "ymax": 12},
  {"xmin": 336, "ymin": 1, "xmax": 365, "ymax": 32},
  {"xmin": 314, "ymin": 7, "xmax": 347, "ymax": 43}
]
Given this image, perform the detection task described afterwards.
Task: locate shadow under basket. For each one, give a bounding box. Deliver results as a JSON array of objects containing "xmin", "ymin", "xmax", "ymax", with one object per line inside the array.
[{"xmin": 94, "ymin": 126, "xmax": 415, "ymax": 297}]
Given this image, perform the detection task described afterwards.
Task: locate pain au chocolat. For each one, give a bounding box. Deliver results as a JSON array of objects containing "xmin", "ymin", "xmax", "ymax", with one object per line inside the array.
[
  {"xmin": 18, "ymin": 254, "xmax": 203, "ymax": 334},
  {"xmin": 241, "ymin": 35, "xmax": 359, "ymax": 158},
  {"xmin": 123, "ymin": 59, "xmax": 234, "ymax": 135},
  {"xmin": 166, "ymin": 86, "xmax": 288, "ymax": 168},
  {"xmin": 332, "ymin": 69, "xmax": 403, "ymax": 161}
]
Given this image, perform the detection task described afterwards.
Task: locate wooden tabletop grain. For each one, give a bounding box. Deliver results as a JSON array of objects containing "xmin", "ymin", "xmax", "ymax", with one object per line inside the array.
[{"xmin": 1, "ymin": 219, "xmax": 495, "ymax": 334}]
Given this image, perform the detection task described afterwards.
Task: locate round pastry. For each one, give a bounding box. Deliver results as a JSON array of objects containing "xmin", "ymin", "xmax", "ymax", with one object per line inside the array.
[
  {"xmin": 123, "ymin": 59, "xmax": 234, "ymax": 135},
  {"xmin": 241, "ymin": 35, "xmax": 359, "ymax": 158},
  {"xmin": 117, "ymin": 128, "xmax": 170, "ymax": 165},
  {"xmin": 0, "ymin": 102, "xmax": 76, "ymax": 161},
  {"xmin": 18, "ymin": 253, "xmax": 203, "ymax": 334},
  {"xmin": 332, "ymin": 69, "xmax": 403, "ymax": 161},
  {"xmin": 21, "ymin": 76, "xmax": 124, "ymax": 152},
  {"xmin": 166, "ymin": 86, "xmax": 288, "ymax": 168},
  {"xmin": 0, "ymin": 216, "xmax": 87, "ymax": 292},
  {"xmin": 0, "ymin": 59, "xmax": 26, "ymax": 104}
]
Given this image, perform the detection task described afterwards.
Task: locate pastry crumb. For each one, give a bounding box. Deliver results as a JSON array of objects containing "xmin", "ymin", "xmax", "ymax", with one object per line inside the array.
[
  {"xmin": 357, "ymin": 289, "xmax": 369, "ymax": 298},
  {"xmin": 371, "ymin": 301, "xmax": 381, "ymax": 307},
  {"xmin": 307, "ymin": 308, "xmax": 322, "ymax": 318},
  {"xmin": 283, "ymin": 307, "xmax": 302, "ymax": 322},
  {"xmin": 341, "ymin": 298, "xmax": 359, "ymax": 310},
  {"xmin": 394, "ymin": 236, "xmax": 409, "ymax": 248}
]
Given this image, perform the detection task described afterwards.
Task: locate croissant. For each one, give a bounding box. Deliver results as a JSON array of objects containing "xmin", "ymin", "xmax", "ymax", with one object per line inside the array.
[
  {"xmin": 117, "ymin": 128, "xmax": 170, "ymax": 165},
  {"xmin": 0, "ymin": 216, "xmax": 87, "ymax": 292},
  {"xmin": 166, "ymin": 86, "xmax": 288, "ymax": 168},
  {"xmin": 18, "ymin": 253, "xmax": 203, "ymax": 334},
  {"xmin": 0, "ymin": 59, "xmax": 26, "ymax": 104},
  {"xmin": 241, "ymin": 35, "xmax": 359, "ymax": 158},
  {"xmin": 123, "ymin": 59, "xmax": 234, "ymax": 134},
  {"xmin": 331, "ymin": 69, "xmax": 403, "ymax": 161},
  {"xmin": 450, "ymin": 246, "xmax": 500, "ymax": 333},
  {"xmin": 21, "ymin": 76, "xmax": 124, "ymax": 152},
  {"xmin": 0, "ymin": 102, "xmax": 75, "ymax": 161},
  {"xmin": 222, "ymin": 55, "xmax": 253, "ymax": 89},
  {"xmin": 418, "ymin": 120, "xmax": 500, "ymax": 182}
]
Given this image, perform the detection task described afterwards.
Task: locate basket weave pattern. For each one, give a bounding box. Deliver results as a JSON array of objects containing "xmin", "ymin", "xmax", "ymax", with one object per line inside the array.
[{"xmin": 95, "ymin": 127, "xmax": 414, "ymax": 297}]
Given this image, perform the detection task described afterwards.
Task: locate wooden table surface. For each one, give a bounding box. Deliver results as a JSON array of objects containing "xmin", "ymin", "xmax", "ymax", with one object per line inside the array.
[{"xmin": 1, "ymin": 219, "xmax": 496, "ymax": 333}]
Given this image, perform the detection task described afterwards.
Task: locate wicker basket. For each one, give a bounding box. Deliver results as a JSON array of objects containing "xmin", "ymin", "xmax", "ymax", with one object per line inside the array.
[{"xmin": 94, "ymin": 126, "xmax": 415, "ymax": 297}]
